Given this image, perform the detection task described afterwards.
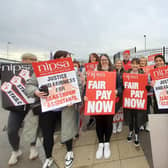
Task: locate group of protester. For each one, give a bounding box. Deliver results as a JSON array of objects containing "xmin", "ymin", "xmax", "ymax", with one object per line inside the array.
[{"xmin": 4, "ymin": 50, "xmax": 168, "ymax": 168}]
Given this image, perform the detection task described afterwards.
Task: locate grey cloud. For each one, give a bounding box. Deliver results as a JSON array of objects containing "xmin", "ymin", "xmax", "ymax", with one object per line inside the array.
[{"xmin": 0, "ymin": 0, "xmax": 168, "ymax": 60}]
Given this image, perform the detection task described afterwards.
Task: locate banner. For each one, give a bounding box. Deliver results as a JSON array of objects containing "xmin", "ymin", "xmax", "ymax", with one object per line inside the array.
[
  {"xmin": 123, "ymin": 73, "xmax": 148, "ymax": 110},
  {"xmin": 84, "ymin": 71, "xmax": 116, "ymax": 116},
  {"xmin": 1, "ymin": 63, "xmax": 35, "ymax": 109},
  {"xmin": 150, "ymin": 66, "xmax": 168, "ymax": 109},
  {"xmin": 113, "ymin": 108, "xmax": 124, "ymax": 123},
  {"xmin": 84, "ymin": 62, "xmax": 98, "ymax": 72},
  {"xmin": 32, "ymin": 57, "xmax": 81, "ymax": 112}
]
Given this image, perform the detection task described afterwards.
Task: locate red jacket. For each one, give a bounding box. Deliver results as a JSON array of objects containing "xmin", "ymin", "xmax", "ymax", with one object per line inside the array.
[{"xmin": 122, "ymin": 60, "xmax": 131, "ymax": 71}]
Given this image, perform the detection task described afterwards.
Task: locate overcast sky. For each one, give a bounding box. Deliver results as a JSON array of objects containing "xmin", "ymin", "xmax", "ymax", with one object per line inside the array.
[{"xmin": 0, "ymin": 0, "xmax": 168, "ymax": 60}]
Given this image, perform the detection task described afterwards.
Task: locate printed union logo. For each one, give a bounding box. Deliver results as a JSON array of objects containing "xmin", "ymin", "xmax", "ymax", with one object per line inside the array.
[
  {"xmin": 38, "ymin": 61, "xmax": 70, "ymax": 73},
  {"xmin": 125, "ymin": 74, "xmax": 138, "ymax": 80},
  {"xmin": 153, "ymin": 68, "xmax": 168, "ymax": 79},
  {"xmin": 87, "ymin": 71, "xmax": 106, "ymax": 79}
]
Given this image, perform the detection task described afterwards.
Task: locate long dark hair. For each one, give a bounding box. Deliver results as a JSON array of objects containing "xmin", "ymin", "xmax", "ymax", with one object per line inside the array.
[
  {"xmin": 53, "ymin": 50, "xmax": 70, "ymax": 59},
  {"xmin": 97, "ymin": 54, "xmax": 114, "ymax": 71},
  {"xmin": 88, "ymin": 53, "xmax": 99, "ymax": 63},
  {"xmin": 154, "ymin": 54, "xmax": 165, "ymax": 63}
]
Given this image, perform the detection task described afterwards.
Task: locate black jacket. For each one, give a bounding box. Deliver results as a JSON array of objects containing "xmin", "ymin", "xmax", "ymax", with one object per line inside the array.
[{"xmin": 6, "ymin": 104, "xmax": 30, "ymax": 113}]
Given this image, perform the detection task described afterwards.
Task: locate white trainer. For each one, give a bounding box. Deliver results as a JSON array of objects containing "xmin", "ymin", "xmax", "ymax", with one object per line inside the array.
[
  {"xmin": 117, "ymin": 122, "xmax": 123, "ymax": 133},
  {"xmin": 140, "ymin": 125, "xmax": 145, "ymax": 131},
  {"xmin": 96, "ymin": 143, "xmax": 104, "ymax": 159},
  {"xmin": 65, "ymin": 151, "xmax": 74, "ymax": 168},
  {"xmin": 42, "ymin": 158, "xmax": 54, "ymax": 168},
  {"xmin": 8, "ymin": 150, "xmax": 22, "ymax": 166},
  {"xmin": 113, "ymin": 123, "xmax": 117, "ymax": 134},
  {"xmin": 104, "ymin": 142, "xmax": 111, "ymax": 159},
  {"xmin": 29, "ymin": 146, "xmax": 39, "ymax": 160}
]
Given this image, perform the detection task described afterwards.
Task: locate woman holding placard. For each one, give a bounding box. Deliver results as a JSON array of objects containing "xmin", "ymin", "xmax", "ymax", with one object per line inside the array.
[
  {"xmin": 85, "ymin": 54, "xmax": 123, "ymax": 160},
  {"xmin": 25, "ymin": 50, "xmax": 82, "ymax": 168},
  {"xmin": 124, "ymin": 58, "xmax": 147, "ymax": 147},
  {"xmin": 151, "ymin": 55, "xmax": 168, "ymax": 114}
]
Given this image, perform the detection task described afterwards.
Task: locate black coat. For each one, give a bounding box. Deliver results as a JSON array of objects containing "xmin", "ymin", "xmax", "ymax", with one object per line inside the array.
[{"xmin": 115, "ymin": 68, "xmax": 124, "ymax": 113}]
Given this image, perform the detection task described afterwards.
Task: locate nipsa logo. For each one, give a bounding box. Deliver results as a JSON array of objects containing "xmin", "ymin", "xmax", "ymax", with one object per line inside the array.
[
  {"xmin": 38, "ymin": 61, "xmax": 70, "ymax": 73},
  {"xmin": 87, "ymin": 71, "xmax": 106, "ymax": 80},
  {"xmin": 153, "ymin": 67, "xmax": 168, "ymax": 79},
  {"xmin": 125, "ymin": 74, "xmax": 138, "ymax": 80}
]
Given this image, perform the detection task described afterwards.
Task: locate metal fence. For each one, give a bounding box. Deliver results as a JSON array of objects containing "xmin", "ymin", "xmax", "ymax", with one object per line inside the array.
[{"xmin": 113, "ymin": 46, "xmax": 168, "ymax": 64}]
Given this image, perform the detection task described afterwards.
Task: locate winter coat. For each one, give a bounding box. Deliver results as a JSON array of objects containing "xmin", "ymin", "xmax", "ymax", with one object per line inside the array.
[
  {"xmin": 115, "ymin": 68, "xmax": 125, "ymax": 113},
  {"xmin": 6, "ymin": 104, "xmax": 30, "ymax": 113},
  {"xmin": 122, "ymin": 60, "xmax": 131, "ymax": 71}
]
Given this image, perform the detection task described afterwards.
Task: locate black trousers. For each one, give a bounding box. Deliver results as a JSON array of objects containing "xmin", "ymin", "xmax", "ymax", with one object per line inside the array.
[
  {"xmin": 128, "ymin": 110, "xmax": 139, "ymax": 134},
  {"xmin": 95, "ymin": 115, "xmax": 113, "ymax": 143},
  {"xmin": 39, "ymin": 111, "xmax": 72, "ymax": 158},
  {"xmin": 8, "ymin": 110, "xmax": 28, "ymax": 151}
]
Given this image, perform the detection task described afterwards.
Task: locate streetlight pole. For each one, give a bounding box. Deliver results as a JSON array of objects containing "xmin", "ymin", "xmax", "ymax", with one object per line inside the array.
[
  {"xmin": 144, "ymin": 35, "xmax": 146, "ymax": 52},
  {"xmin": 7, "ymin": 41, "xmax": 12, "ymax": 58}
]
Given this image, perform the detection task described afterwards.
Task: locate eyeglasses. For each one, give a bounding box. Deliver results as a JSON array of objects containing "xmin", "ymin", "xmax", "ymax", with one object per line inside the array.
[{"xmin": 101, "ymin": 59, "xmax": 108, "ymax": 62}]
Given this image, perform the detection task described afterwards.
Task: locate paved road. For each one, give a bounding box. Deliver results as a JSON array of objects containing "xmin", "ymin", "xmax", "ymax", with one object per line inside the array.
[
  {"xmin": 0, "ymin": 82, "xmax": 153, "ymax": 168},
  {"xmin": 0, "ymin": 89, "xmax": 42, "ymax": 168}
]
